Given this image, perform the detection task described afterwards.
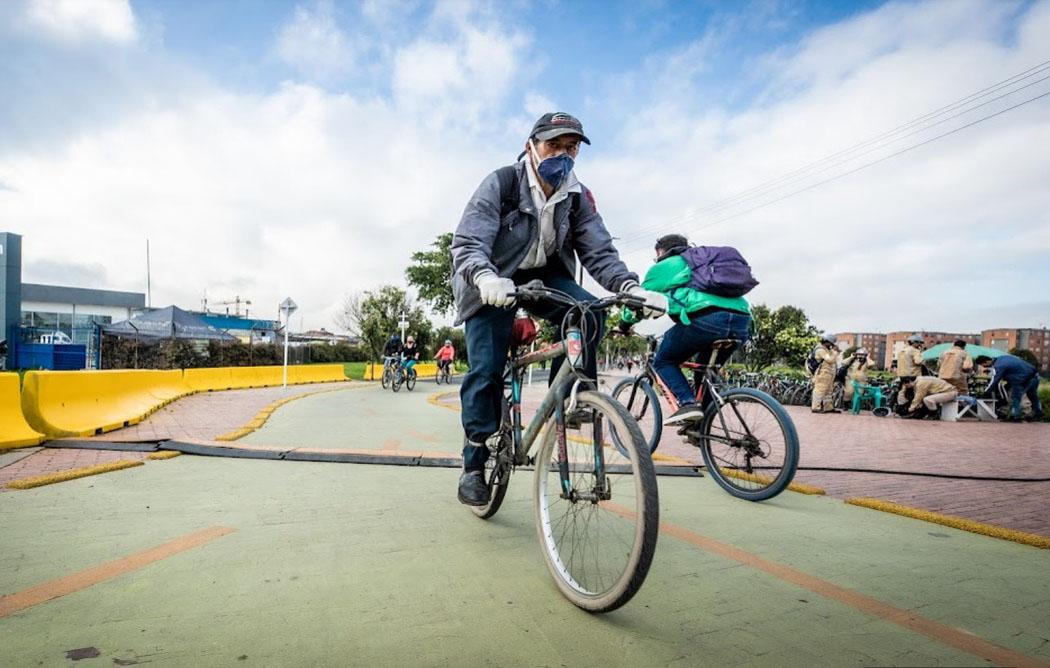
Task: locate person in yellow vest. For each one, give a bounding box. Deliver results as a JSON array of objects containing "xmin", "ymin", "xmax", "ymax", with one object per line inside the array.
[
  {"xmin": 841, "ymin": 347, "xmax": 877, "ymax": 408},
  {"xmin": 898, "ymin": 375, "xmax": 958, "ymax": 419},
  {"xmin": 896, "ymin": 334, "xmax": 926, "ymax": 377},
  {"xmin": 810, "ymin": 333, "xmax": 840, "ymax": 413},
  {"xmin": 937, "ymin": 339, "xmax": 973, "ymax": 394}
]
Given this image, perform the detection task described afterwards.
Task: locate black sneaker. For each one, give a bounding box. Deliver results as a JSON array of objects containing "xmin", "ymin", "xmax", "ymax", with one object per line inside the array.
[
  {"xmin": 664, "ymin": 403, "xmax": 704, "ymax": 426},
  {"xmin": 457, "ymin": 470, "xmax": 490, "ymax": 506}
]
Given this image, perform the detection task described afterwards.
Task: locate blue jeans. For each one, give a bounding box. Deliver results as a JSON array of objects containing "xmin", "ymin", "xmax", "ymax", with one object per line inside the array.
[
  {"xmin": 460, "ymin": 264, "xmax": 603, "ymax": 469},
  {"xmin": 652, "ymin": 310, "xmax": 751, "ymax": 407},
  {"xmin": 1009, "ymin": 374, "xmax": 1043, "ymax": 418},
  {"xmin": 401, "ymin": 358, "xmax": 416, "ymax": 371}
]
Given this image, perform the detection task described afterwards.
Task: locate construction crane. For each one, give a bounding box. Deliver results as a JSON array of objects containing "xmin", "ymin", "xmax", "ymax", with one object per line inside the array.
[{"xmin": 203, "ymin": 295, "xmax": 253, "ymax": 318}]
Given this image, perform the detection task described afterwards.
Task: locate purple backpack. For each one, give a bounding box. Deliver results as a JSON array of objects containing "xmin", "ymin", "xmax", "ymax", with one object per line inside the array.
[{"xmin": 681, "ymin": 246, "xmax": 759, "ymax": 297}]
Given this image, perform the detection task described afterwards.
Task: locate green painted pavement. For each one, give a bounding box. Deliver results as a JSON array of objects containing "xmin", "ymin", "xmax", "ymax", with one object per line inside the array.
[
  {"xmin": 2, "ymin": 453, "xmax": 1048, "ymax": 667},
  {"xmin": 241, "ymin": 384, "xmax": 462, "ymax": 454}
]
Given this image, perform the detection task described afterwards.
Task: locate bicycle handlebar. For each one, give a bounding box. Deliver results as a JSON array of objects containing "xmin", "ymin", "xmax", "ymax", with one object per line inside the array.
[{"xmin": 508, "ymin": 280, "xmax": 665, "ymax": 314}]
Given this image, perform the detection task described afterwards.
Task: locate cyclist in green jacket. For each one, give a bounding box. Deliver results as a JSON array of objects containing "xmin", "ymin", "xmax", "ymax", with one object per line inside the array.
[{"xmin": 623, "ymin": 234, "xmax": 752, "ymax": 425}]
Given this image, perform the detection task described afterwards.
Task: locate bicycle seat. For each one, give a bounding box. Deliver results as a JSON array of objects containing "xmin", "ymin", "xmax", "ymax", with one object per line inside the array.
[{"xmin": 711, "ymin": 338, "xmax": 740, "ymax": 350}]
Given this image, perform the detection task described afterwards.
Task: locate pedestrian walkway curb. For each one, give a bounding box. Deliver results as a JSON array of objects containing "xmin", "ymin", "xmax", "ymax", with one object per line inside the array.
[
  {"xmin": 6, "ymin": 460, "xmax": 144, "ymax": 490},
  {"xmin": 215, "ymin": 384, "xmax": 365, "ymax": 441},
  {"xmin": 147, "ymin": 451, "xmax": 181, "ymax": 460},
  {"xmin": 846, "ymin": 497, "xmax": 1050, "ymax": 549}
]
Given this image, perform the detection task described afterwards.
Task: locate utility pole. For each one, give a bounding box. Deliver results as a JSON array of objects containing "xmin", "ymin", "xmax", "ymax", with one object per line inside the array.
[
  {"xmin": 280, "ymin": 297, "xmax": 298, "ymax": 387},
  {"xmin": 146, "ymin": 238, "xmax": 152, "ymax": 308}
]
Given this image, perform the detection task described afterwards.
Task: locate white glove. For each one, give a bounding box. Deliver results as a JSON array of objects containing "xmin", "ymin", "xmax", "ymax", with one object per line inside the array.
[
  {"xmin": 627, "ymin": 285, "xmax": 667, "ymax": 319},
  {"xmin": 475, "ymin": 271, "xmax": 516, "ymax": 308}
]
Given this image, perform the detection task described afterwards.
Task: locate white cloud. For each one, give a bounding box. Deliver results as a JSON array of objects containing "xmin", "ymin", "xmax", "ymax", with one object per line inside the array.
[
  {"xmin": 392, "ymin": 20, "xmax": 529, "ymax": 126},
  {"xmin": 2, "ymin": 82, "xmax": 501, "ymax": 331},
  {"xmin": 275, "ymin": 1, "xmax": 355, "ymax": 78},
  {"xmin": 20, "ymin": 0, "xmax": 137, "ymax": 44},
  {"xmin": 584, "ymin": 0, "xmax": 1050, "ymax": 334},
  {"xmin": 3, "ymin": 0, "xmax": 1049, "ymax": 339}
]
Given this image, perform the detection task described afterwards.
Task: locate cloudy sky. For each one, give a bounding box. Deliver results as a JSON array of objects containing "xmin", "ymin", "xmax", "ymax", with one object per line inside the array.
[{"xmin": 2, "ymin": 0, "xmax": 1048, "ymax": 336}]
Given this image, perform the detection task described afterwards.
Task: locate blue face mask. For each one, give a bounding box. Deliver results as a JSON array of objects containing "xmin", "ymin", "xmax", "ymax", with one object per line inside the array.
[{"xmin": 531, "ymin": 140, "xmax": 574, "ymax": 189}]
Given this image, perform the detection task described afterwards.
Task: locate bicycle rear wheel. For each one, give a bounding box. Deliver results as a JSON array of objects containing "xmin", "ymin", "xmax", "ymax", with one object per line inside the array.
[
  {"xmin": 534, "ymin": 391, "xmax": 659, "ymax": 612},
  {"xmin": 392, "ymin": 371, "xmax": 402, "ymax": 392},
  {"xmin": 697, "ymin": 387, "xmax": 798, "ymax": 501},
  {"xmin": 609, "ymin": 377, "xmax": 662, "ymax": 455}
]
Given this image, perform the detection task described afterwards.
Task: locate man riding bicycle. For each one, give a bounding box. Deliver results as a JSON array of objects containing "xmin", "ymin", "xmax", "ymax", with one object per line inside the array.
[
  {"xmin": 383, "ymin": 333, "xmax": 403, "ymax": 361},
  {"xmin": 451, "ymin": 111, "xmax": 665, "ymax": 506},
  {"xmin": 621, "ymin": 234, "xmax": 752, "ymax": 425},
  {"xmin": 435, "ymin": 339, "xmax": 455, "ymax": 373}
]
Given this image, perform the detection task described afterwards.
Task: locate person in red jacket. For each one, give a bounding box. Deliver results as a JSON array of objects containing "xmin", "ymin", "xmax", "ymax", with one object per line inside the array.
[{"xmin": 435, "ymin": 339, "xmax": 456, "ymax": 374}]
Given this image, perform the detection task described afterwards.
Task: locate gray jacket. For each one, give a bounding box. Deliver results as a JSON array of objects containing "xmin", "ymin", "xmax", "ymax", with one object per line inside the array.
[{"xmin": 451, "ymin": 161, "xmax": 638, "ymax": 324}]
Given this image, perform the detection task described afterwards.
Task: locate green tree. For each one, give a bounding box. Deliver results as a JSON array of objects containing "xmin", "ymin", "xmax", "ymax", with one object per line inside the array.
[
  {"xmin": 405, "ymin": 232, "xmax": 455, "ymax": 315},
  {"xmin": 336, "ymin": 286, "xmax": 433, "ymax": 361},
  {"xmin": 1009, "ymin": 347, "xmax": 1039, "ymax": 368},
  {"xmin": 741, "ymin": 304, "xmax": 820, "ymax": 371}
]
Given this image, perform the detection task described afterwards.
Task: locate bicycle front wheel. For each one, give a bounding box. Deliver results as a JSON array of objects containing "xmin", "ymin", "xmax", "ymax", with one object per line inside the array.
[
  {"xmin": 609, "ymin": 377, "xmax": 662, "ymax": 456},
  {"xmin": 406, "ymin": 369, "xmax": 417, "ymax": 391},
  {"xmin": 534, "ymin": 391, "xmax": 659, "ymax": 612},
  {"xmin": 381, "ymin": 368, "xmax": 392, "ymax": 389},
  {"xmin": 392, "ymin": 372, "xmax": 402, "ymax": 392},
  {"xmin": 697, "ymin": 388, "xmax": 799, "ymax": 501}
]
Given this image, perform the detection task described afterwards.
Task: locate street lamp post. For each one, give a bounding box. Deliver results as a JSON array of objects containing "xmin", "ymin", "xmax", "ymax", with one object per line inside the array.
[{"xmin": 280, "ymin": 297, "xmax": 298, "ymax": 387}]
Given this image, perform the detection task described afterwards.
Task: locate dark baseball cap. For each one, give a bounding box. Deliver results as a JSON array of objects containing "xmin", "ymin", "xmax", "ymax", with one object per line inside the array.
[{"xmin": 529, "ymin": 112, "xmax": 591, "ymax": 144}]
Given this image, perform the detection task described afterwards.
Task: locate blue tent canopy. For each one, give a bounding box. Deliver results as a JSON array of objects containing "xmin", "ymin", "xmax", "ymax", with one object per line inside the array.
[{"xmin": 103, "ymin": 305, "xmax": 237, "ymax": 341}]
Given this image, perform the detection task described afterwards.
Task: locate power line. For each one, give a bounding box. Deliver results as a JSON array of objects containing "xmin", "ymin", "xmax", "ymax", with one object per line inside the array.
[
  {"xmin": 636, "ymin": 89, "xmax": 1050, "ymax": 242},
  {"xmin": 614, "ymin": 60, "xmax": 1050, "ymax": 249},
  {"xmin": 696, "ymin": 60, "xmax": 1050, "ymax": 217}
]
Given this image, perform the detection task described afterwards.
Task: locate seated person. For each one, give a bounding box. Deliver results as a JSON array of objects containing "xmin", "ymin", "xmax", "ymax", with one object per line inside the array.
[
  {"xmin": 841, "ymin": 347, "xmax": 876, "ymax": 408},
  {"xmin": 435, "ymin": 339, "xmax": 456, "ymax": 371},
  {"xmin": 622, "ymin": 234, "xmax": 752, "ymax": 425},
  {"xmin": 975, "ymin": 354, "xmax": 1044, "ymax": 422},
  {"xmin": 401, "ymin": 335, "xmax": 420, "ymax": 371},
  {"xmin": 898, "ymin": 375, "xmax": 958, "ymax": 419}
]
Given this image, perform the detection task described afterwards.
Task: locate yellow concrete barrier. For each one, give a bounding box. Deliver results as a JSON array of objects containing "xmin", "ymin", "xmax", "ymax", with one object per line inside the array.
[
  {"xmin": 365, "ymin": 362, "xmax": 439, "ymax": 380},
  {"xmin": 183, "ymin": 367, "xmax": 235, "ymax": 392},
  {"xmin": 21, "ymin": 370, "xmax": 192, "ymax": 438},
  {"xmin": 0, "ymin": 373, "xmax": 46, "ymax": 450},
  {"xmin": 287, "ymin": 364, "xmax": 348, "ymax": 384}
]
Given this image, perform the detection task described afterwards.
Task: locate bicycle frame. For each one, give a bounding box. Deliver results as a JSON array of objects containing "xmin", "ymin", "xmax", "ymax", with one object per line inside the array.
[{"xmin": 501, "ymin": 332, "xmax": 607, "ymax": 498}]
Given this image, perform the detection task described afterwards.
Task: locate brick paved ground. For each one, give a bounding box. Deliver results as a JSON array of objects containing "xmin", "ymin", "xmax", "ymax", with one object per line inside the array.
[{"xmin": 0, "ymin": 382, "xmax": 353, "ymax": 492}]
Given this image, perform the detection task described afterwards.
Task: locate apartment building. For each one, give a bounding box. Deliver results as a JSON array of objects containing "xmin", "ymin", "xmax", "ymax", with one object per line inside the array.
[
  {"xmin": 983, "ymin": 328, "xmax": 1050, "ymax": 371},
  {"xmin": 883, "ymin": 331, "xmax": 981, "ymax": 369},
  {"xmin": 833, "ymin": 332, "xmax": 887, "ymax": 369}
]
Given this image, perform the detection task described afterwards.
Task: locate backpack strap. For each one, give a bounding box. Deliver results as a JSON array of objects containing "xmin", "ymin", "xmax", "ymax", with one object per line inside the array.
[{"xmin": 496, "ymin": 165, "xmax": 519, "ymax": 217}]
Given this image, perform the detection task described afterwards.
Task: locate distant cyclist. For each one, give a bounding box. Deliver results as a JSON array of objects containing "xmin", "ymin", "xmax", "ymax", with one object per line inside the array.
[
  {"xmin": 401, "ymin": 336, "xmax": 420, "ymax": 372},
  {"xmin": 435, "ymin": 339, "xmax": 456, "ymax": 373},
  {"xmin": 621, "ymin": 233, "xmax": 753, "ymax": 425},
  {"xmin": 383, "ymin": 333, "xmax": 403, "ymax": 359}
]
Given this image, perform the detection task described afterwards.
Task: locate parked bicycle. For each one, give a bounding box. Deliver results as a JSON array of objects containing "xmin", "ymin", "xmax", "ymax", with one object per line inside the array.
[
  {"xmin": 609, "ymin": 333, "xmax": 799, "ymax": 501},
  {"xmin": 471, "ymin": 281, "xmax": 659, "ymax": 613}
]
